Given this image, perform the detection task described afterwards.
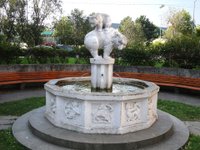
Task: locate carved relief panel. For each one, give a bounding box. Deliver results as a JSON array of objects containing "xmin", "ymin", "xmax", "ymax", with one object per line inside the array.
[
  {"xmin": 64, "ymin": 101, "xmax": 81, "ymax": 120},
  {"xmin": 92, "ymin": 104, "xmax": 113, "ymax": 124},
  {"xmin": 50, "ymin": 97, "xmax": 56, "ymax": 115},
  {"xmin": 125, "ymin": 102, "xmax": 141, "ymax": 123}
]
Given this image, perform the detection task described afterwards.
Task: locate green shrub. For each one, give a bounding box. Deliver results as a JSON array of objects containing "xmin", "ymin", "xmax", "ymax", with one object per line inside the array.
[
  {"xmin": 73, "ymin": 46, "xmax": 91, "ymax": 64},
  {"xmin": 161, "ymin": 35, "xmax": 200, "ymax": 69},
  {"xmin": 26, "ymin": 46, "xmax": 68, "ymax": 64},
  {"xmin": 0, "ymin": 42, "xmax": 22, "ymax": 64},
  {"xmin": 146, "ymin": 44, "xmax": 165, "ymax": 67},
  {"xmin": 121, "ymin": 45, "xmax": 151, "ymax": 66},
  {"xmin": 0, "ymin": 35, "xmax": 199, "ymax": 68}
]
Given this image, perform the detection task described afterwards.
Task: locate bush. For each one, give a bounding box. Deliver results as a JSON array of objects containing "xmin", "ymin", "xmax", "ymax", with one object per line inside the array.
[
  {"xmin": 72, "ymin": 46, "xmax": 92, "ymax": 64},
  {"xmin": 0, "ymin": 42, "xmax": 22, "ymax": 64},
  {"xmin": 26, "ymin": 46, "xmax": 68, "ymax": 64},
  {"xmin": 146, "ymin": 43, "xmax": 167, "ymax": 67},
  {"xmin": 121, "ymin": 45, "xmax": 151, "ymax": 66},
  {"xmin": 161, "ymin": 35, "xmax": 200, "ymax": 69},
  {"xmin": 0, "ymin": 36, "xmax": 199, "ymax": 69}
]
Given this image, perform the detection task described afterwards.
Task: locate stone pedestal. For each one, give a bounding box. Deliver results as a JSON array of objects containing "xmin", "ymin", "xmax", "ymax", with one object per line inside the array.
[{"xmin": 90, "ymin": 58, "xmax": 115, "ymax": 91}]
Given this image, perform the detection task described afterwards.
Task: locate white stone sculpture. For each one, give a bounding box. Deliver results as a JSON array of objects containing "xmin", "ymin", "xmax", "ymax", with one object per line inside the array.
[
  {"xmin": 89, "ymin": 13, "xmax": 112, "ymax": 31},
  {"xmin": 84, "ymin": 28, "xmax": 127, "ymax": 60},
  {"xmin": 85, "ymin": 13, "xmax": 127, "ymax": 90}
]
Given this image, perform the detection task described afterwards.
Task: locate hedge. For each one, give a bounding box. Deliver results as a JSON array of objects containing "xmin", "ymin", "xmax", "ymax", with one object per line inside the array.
[{"xmin": 0, "ymin": 35, "xmax": 199, "ymax": 69}]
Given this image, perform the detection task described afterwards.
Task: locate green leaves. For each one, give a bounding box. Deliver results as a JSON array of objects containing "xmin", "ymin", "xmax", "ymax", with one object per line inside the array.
[
  {"xmin": 135, "ymin": 15, "xmax": 159, "ymax": 41},
  {"xmin": 0, "ymin": 42, "xmax": 21, "ymax": 64},
  {"xmin": 119, "ymin": 16, "xmax": 146, "ymax": 47},
  {"xmin": 0, "ymin": 0, "xmax": 62, "ymax": 45},
  {"xmin": 165, "ymin": 9, "xmax": 193, "ymax": 39},
  {"xmin": 54, "ymin": 8, "xmax": 92, "ymax": 46}
]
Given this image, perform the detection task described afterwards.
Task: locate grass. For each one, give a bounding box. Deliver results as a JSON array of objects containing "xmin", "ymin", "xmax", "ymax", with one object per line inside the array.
[
  {"xmin": 67, "ymin": 57, "xmax": 89, "ymax": 64},
  {"xmin": 0, "ymin": 97, "xmax": 200, "ymax": 149},
  {"xmin": 0, "ymin": 129, "xmax": 25, "ymax": 150},
  {"xmin": 0, "ymin": 97, "xmax": 45, "ymax": 116},
  {"xmin": 185, "ymin": 135, "xmax": 200, "ymax": 150},
  {"xmin": 158, "ymin": 100, "xmax": 200, "ymax": 121},
  {"xmin": 67, "ymin": 57, "xmax": 77, "ymax": 64}
]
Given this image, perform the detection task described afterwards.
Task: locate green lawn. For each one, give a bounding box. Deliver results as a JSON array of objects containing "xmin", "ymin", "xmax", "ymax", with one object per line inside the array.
[
  {"xmin": 0, "ymin": 97, "xmax": 45, "ymax": 116},
  {"xmin": 185, "ymin": 135, "xmax": 200, "ymax": 150},
  {"xmin": 0, "ymin": 97, "xmax": 200, "ymax": 150},
  {"xmin": 158, "ymin": 100, "xmax": 200, "ymax": 121},
  {"xmin": 0, "ymin": 129, "xmax": 25, "ymax": 150},
  {"xmin": 67, "ymin": 57, "xmax": 89, "ymax": 64}
]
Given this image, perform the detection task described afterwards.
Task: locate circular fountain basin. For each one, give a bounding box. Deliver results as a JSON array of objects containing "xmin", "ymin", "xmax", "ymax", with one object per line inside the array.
[{"xmin": 44, "ymin": 77, "xmax": 159, "ymax": 134}]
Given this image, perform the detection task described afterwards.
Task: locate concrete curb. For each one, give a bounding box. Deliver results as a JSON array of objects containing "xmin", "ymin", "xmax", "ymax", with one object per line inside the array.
[{"xmin": 0, "ymin": 116, "xmax": 18, "ymax": 130}]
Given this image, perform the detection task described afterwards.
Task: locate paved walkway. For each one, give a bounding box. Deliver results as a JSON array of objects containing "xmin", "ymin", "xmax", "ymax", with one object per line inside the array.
[
  {"xmin": 0, "ymin": 88, "xmax": 200, "ymax": 135},
  {"xmin": 159, "ymin": 91, "xmax": 200, "ymax": 106},
  {"xmin": 0, "ymin": 88, "xmax": 45, "ymax": 103}
]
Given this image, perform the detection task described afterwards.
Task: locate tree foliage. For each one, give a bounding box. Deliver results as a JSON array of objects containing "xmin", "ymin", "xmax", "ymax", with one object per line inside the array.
[
  {"xmin": 0, "ymin": 0, "xmax": 19, "ymax": 41},
  {"xmin": 29, "ymin": 0, "xmax": 62, "ymax": 45},
  {"xmin": 54, "ymin": 16, "xmax": 73, "ymax": 44},
  {"xmin": 54, "ymin": 8, "xmax": 92, "ymax": 46},
  {"xmin": 164, "ymin": 9, "xmax": 193, "ymax": 39},
  {"xmin": 135, "ymin": 15, "xmax": 159, "ymax": 41},
  {"xmin": 119, "ymin": 16, "xmax": 146, "ymax": 47},
  {"xmin": 196, "ymin": 25, "xmax": 200, "ymax": 37},
  {"xmin": 68, "ymin": 8, "xmax": 92, "ymax": 46},
  {"xmin": 0, "ymin": 0, "xmax": 62, "ymax": 46}
]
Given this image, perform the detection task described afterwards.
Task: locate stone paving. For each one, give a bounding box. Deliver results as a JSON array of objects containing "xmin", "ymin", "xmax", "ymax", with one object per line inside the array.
[
  {"xmin": 184, "ymin": 121, "xmax": 200, "ymax": 136},
  {"xmin": 0, "ymin": 116, "xmax": 18, "ymax": 130}
]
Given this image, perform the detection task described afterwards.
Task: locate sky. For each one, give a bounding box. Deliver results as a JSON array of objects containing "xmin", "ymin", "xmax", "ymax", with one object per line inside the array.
[{"xmin": 61, "ymin": 0, "xmax": 200, "ymax": 27}]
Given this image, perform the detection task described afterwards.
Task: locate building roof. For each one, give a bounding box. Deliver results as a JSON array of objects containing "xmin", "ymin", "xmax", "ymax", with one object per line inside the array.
[{"xmin": 41, "ymin": 31, "xmax": 54, "ymax": 36}]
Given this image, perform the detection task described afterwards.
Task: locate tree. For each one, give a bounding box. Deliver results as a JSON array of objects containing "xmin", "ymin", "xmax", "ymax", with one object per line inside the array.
[
  {"xmin": 54, "ymin": 8, "xmax": 92, "ymax": 46},
  {"xmin": 68, "ymin": 8, "xmax": 92, "ymax": 46},
  {"xmin": 0, "ymin": 1, "xmax": 5, "ymax": 33},
  {"xmin": 119, "ymin": 16, "xmax": 146, "ymax": 47},
  {"xmin": 196, "ymin": 25, "xmax": 200, "ymax": 37},
  {"xmin": 0, "ymin": 0, "xmax": 19, "ymax": 41},
  {"xmin": 135, "ymin": 15, "xmax": 159, "ymax": 41},
  {"xmin": 30, "ymin": 0, "xmax": 62, "ymax": 45},
  {"xmin": 164, "ymin": 9, "xmax": 193, "ymax": 39},
  {"xmin": 54, "ymin": 16, "xmax": 73, "ymax": 44},
  {"xmin": 0, "ymin": 0, "xmax": 62, "ymax": 45},
  {"xmin": 15, "ymin": 0, "xmax": 29, "ymax": 43}
]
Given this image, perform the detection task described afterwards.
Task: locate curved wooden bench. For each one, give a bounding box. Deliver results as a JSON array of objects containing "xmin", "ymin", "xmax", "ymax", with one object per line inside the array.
[
  {"xmin": 116, "ymin": 72, "xmax": 200, "ymax": 91},
  {"xmin": 0, "ymin": 71, "xmax": 199, "ymax": 91},
  {"xmin": 0, "ymin": 71, "xmax": 90, "ymax": 85}
]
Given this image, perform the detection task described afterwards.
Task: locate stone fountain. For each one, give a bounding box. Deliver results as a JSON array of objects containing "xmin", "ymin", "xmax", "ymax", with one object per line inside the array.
[{"xmin": 13, "ymin": 13, "xmax": 189, "ymax": 150}]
